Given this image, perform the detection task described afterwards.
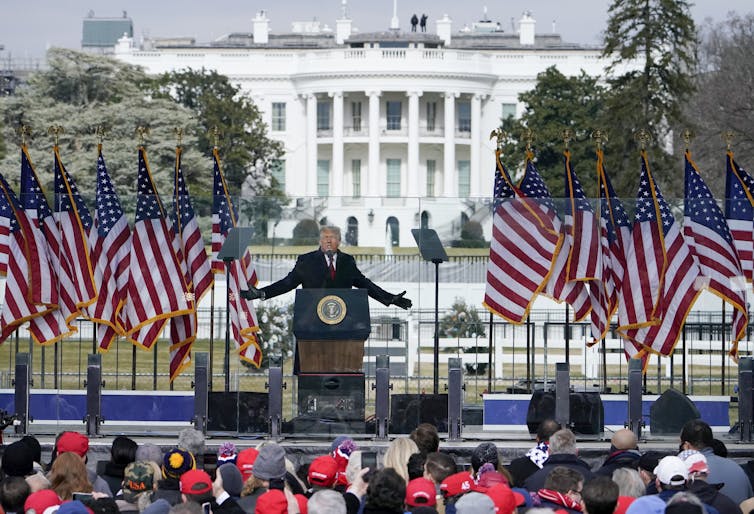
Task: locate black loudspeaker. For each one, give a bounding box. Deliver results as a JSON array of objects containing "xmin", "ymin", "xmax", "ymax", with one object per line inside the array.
[
  {"xmin": 207, "ymin": 392, "xmax": 268, "ymax": 433},
  {"xmin": 462, "ymin": 405, "xmax": 484, "ymax": 426},
  {"xmin": 650, "ymin": 389, "xmax": 700, "ymax": 436},
  {"xmin": 390, "ymin": 394, "xmax": 449, "ymax": 433},
  {"xmin": 297, "ymin": 374, "xmax": 365, "ymax": 421},
  {"xmin": 526, "ymin": 391, "xmax": 604, "ymax": 435}
]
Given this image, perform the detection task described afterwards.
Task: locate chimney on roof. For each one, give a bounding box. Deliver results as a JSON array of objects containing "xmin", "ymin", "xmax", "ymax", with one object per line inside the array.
[
  {"xmin": 519, "ymin": 11, "xmax": 535, "ymax": 46},
  {"xmin": 436, "ymin": 14, "xmax": 452, "ymax": 45},
  {"xmin": 336, "ymin": 0, "xmax": 352, "ymax": 44},
  {"xmin": 253, "ymin": 10, "xmax": 270, "ymax": 44}
]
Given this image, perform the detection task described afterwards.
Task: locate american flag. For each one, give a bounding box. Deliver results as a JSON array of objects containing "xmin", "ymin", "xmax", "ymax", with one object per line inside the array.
[
  {"xmin": 20, "ymin": 147, "xmax": 76, "ymax": 345},
  {"xmin": 0, "ymin": 171, "xmax": 56, "ymax": 343},
  {"xmin": 564, "ymin": 151, "xmax": 606, "ymax": 341},
  {"xmin": 544, "ymin": 152, "xmax": 592, "ymax": 323},
  {"xmin": 211, "ymin": 148, "xmax": 262, "ymax": 366},
  {"xmin": 86, "ymin": 146, "xmax": 131, "ymax": 351},
  {"xmin": 124, "ymin": 147, "xmax": 192, "ymax": 349},
  {"xmin": 169, "ymin": 147, "xmax": 213, "ymax": 380},
  {"xmin": 53, "ymin": 148, "xmax": 97, "ymax": 316},
  {"xmin": 484, "ymin": 150, "xmax": 563, "ymax": 323},
  {"xmin": 684, "ymin": 151, "xmax": 747, "ymax": 358},
  {"xmin": 597, "ymin": 150, "xmax": 634, "ymax": 352},
  {"xmin": 622, "ymin": 152, "xmax": 702, "ymax": 356},
  {"xmin": 724, "ymin": 151, "xmax": 754, "ymax": 284},
  {"xmin": 617, "ymin": 153, "xmax": 666, "ymax": 333}
]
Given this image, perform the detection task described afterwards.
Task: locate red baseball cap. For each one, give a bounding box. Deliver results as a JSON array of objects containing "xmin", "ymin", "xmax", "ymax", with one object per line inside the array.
[
  {"xmin": 236, "ymin": 448, "xmax": 259, "ymax": 481},
  {"xmin": 255, "ymin": 489, "xmax": 287, "ymax": 514},
  {"xmin": 57, "ymin": 432, "xmax": 89, "ymax": 458},
  {"xmin": 179, "ymin": 469, "xmax": 212, "ymax": 495},
  {"xmin": 308, "ymin": 455, "xmax": 339, "ymax": 487},
  {"xmin": 440, "ymin": 471, "xmax": 474, "ymax": 498},
  {"xmin": 24, "ymin": 489, "xmax": 62, "ymax": 514},
  {"xmin": 474, "ymin": 483, "xmax": 525, "ymax": 514},
  {"xmin": 406, "ymin": 478, "xmax": 437, "ymax": 507}
]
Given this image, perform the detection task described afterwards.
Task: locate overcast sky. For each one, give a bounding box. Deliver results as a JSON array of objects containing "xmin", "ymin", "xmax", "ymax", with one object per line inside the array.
[{"xmin": 1, "ymin": 0, "xmax": 752, "ymax": 60}]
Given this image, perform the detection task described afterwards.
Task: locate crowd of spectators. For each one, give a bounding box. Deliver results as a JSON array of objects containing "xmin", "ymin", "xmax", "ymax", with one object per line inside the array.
[{"xmin": 0, "ymin": 419, "xmax": 752, "ymax": 514}]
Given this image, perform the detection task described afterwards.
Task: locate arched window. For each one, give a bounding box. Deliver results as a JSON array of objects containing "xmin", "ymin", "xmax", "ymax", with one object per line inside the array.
[
  {"xmin": 346, "ymin": 216, "xmax": 359, "ymax": 246},
  {"xmin": 421, "ymin": 210, "xmax": 430, "ymax": 229},
  {"xmin": 386, "ymin": 216, "xmax": 400, "ymax": 246}
]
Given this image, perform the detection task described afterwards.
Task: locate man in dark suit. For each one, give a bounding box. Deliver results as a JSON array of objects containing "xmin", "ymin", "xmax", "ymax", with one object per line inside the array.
[{"xmin": 241, "ymin": 225, "xmax": 412, "ymax": 309}]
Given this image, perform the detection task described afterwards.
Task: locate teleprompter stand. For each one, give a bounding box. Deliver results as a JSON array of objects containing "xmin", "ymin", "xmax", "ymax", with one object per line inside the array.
[
  {"xmin": 217, "ymin": 227, "xmax": 255, "ymax": 393},
  {"xmin": 411, "ymin": 228, "xmax": 448, "ymax": 395}
]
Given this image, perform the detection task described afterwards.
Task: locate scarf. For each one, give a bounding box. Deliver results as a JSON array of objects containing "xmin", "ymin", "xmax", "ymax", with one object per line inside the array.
[
  {"xmin": 526, "ymin": 441, "xmax": 550, "ymax": 468},
  {"xmin": 536, "ymin": 488, "xmax": 583, "ymax": 512}
]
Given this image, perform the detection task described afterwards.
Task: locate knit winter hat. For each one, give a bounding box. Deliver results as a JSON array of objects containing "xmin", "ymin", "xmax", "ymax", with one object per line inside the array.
[
  {"xmin": 217, "ymin": 463, "xmax": 244, "ymax": 497},
  {"xmin": 455, "ymin": 492, "xmax": 495, "ymax": 514},
  {"xmin": 252, "ymin": 444, "xmax": 286, "ymax": 480},
  {"xmin": 162, "ymin": 448, "xmax": 196, "ymax": 480},
  {"xmin": 471, "ymin": 443, "xmax": 499, "ymax": 472},
  {"xmin": 1, "ymin": 440, "xmax": 34, "ymax": 477},
  {"xmin": 217, "ymin": 442, "xmax": 238, "ymax": 465}
]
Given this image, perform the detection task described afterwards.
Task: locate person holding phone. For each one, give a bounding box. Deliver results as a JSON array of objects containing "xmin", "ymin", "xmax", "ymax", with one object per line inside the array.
[{"xmin": 178, "ymin": 470, "xmax": 214, "ymax": 507}]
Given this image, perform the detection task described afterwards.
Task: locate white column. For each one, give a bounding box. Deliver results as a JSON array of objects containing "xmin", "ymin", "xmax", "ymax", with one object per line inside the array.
[
  {"xmin": 470, "ymin": 94, "xmax": 482, "ymax": 197},
  {"xmin": 407, "ymin": 90, "xmax": 421, "ymax": 198},
  {"xmin": 443, "ymin": 92, "xmax": 457, "ymax": 197},
  {"xmin": 331, "ymin": 91, "xmax": 344, "ymax": 198},
  {"xmin": 306, "ymin": 94, "xmax": 318, "ymax": 196},
  {"xmin": 367, "ymin": 91, "xmax": 381, "ymax": 196}
]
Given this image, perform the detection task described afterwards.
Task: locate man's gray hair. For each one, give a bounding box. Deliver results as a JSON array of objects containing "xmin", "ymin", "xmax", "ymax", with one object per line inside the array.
[
  {"xmin": 548, "ymin": 428, "xmax": 578, "ymax": 455},
  {"xmin": 177, "ymin": 428, "xmax": 205, "ymax": 458},
  {"xmin": 308, "ymin": 489, "xmax": 346, "ymax": 514},
  {"xmin": 666, "ymin": 491, "xmax": 705, "ymax": 510},
  {"xmin": 168, "ymin": 502, "xmax": 202, "ymax": 514},
  {"xmin": 320, "ymin": 225, "xmax": 341, "ymax": 240},
  {"xmin": 612, "ymin": 468, "xmax": 645, "ymax": 498}
]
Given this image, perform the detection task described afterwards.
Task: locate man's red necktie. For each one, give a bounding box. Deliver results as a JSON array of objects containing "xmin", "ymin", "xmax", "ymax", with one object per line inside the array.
[{"xmin": 329, "ymin": 258, "xmax": 336, "ymax": 280}]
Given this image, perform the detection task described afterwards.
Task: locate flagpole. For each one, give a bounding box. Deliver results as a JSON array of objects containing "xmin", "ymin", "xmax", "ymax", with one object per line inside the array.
[
  {"xmin": 526, "ymin": 314, "xmax": 532, "ymax": 392},
  {"xmin": 564, "ymin": 304, "xmax": 570, "ymax": 364},
  {"xmin": 487, "ymin": 311, "xmax": 493, "ymax": 393},
  {"xmin": 682, "ymin": 323, "xmax": 687, "ymax": 394},
  {"xmin": 209, "ymin": 285, "xmax": 215, "ymax": 391},
  {"xmin": 721, "ymin": 300, "xmax": 726, "ymax": 392}
]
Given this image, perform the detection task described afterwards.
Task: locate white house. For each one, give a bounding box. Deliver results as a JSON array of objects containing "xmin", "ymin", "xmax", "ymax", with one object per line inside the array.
[{"xmin": 112, "ymin": 5, "xmax": 631, "ymax": 248}]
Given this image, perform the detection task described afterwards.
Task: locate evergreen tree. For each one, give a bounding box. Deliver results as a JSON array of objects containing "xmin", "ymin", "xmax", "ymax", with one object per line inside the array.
[
  {"xmin": 0, "ymin": 48, "xmax": 207, "ymax": 207},
  {"xmin": 601, "ymin": 0, "xmax": 697, "ymax": 197}
]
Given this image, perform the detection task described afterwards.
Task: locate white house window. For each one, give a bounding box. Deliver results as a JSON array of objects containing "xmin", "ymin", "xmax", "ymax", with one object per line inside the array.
[
  {"xmin": 352, "ymin": 101, "xmax": 362, "ymax": 132},
  {"xmin": 317, "ymin": 159, "xmax": 330, "ymax": 196},
  {"xmin": 386, "ymin": 159, "xmax": 401, "ymax": 197},
  {"xmin": 502, "ymin": 103, "xmax": 517, "ymax": 120},
  {"xmin": 426, "ymin": 159, "xmax": 436, "ymax": 197},
  {"xmin": 458, "ymin": 160, "xmax": 470, "ymax": 198},
  {"xmin": 458, "ymin": 102, "xmax": 471, "ymax": 132},
  {"xmin": 271, "ymin": 102, "xmax": 286, "ymax": 131},
  {"xmin": 317, "ymin": 101, "xmax": 331, "ymax": 131},
  {"xmin": 352, "ymin": 159, "xmax": 361, "ymax": 198},
  {"xmin": 426, "ymin": 102, "xmax": 437, "ymax": 132},
  {"xmin": 386, "ymin": 101, "xmax": 402, "ymax": 130},
  {"xmin": 271, "ymin": 159, "xmax": 285, "ymax": 190}
]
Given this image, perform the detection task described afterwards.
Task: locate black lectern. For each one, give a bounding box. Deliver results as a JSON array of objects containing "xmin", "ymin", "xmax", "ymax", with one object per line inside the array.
[
  {"xmin": 292, "ymin": 289, "xmax": 370, "ymax": 431},
  {"xmin": 293, "ymin": 288, "xmax": 370, "ymax": 373}
]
